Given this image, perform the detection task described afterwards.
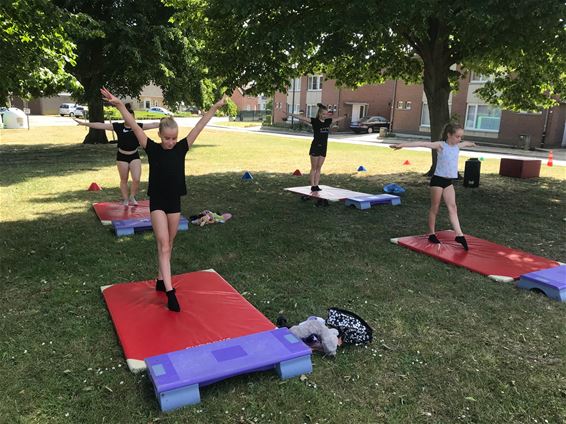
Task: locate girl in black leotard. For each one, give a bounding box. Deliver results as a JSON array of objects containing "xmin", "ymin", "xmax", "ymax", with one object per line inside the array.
[{"xmin": 284, "ymin": 103, "xmax": 347, "ymax": 191}]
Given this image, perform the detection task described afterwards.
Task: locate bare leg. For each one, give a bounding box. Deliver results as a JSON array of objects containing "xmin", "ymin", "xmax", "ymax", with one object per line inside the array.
[
  {"xmin": 442, "ymin": 185, "xmax": 464, "ymax": 236},
  {"xmin": 151, "ymin": 210, "xmax": 181, "ymax": 311},
  {"xmin": 313, "ymin": 156, "xmax": 326, "ymax": 186},
  {"xmin": 117, "ymin": 161, "xmax": 130, "ymax": 202},
  {"xmin": 428, "ymin": 187, "xmax": 443, "ymax": 235},
  {"xmin": 309, "ymin": 155, "xmax": 317, "ymax": 186},
  {"xmin": 129, "ymin": 159, "xmax": 141, "ymax": 200}
]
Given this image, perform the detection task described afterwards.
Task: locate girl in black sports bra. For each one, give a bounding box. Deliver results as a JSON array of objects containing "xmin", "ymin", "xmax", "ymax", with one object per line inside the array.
[{"xmin": 73, "ymin": 103, "xmax": 160, "ymax": 205}]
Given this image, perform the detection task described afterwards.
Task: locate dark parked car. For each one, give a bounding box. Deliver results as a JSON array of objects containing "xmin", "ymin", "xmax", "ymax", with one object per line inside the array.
[{"xmin": 350, "ymin": 115, "xmax": 390, "ymax": 134}]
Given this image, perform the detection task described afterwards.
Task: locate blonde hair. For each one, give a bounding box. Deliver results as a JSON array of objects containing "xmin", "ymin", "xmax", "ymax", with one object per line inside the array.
[{"xmin": 158, "ymin": 116, "xmax": 178, "ymax": 133}]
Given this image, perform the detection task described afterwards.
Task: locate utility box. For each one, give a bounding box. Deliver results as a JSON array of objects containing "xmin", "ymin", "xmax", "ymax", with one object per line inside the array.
[
  {"xmin": 463, "ymin": 158, "xmax": 481, "ymax": 188},
  {"xmin": 519, "ymin": 134, "xmax": 531, "ymax": 150},
  {"xmin": 2, "ymin": 108, "xmax": 28, "ymax": 129},
  {"xmin": 379, "ymin": 127, "xmax": 387, "ymax": 137}
]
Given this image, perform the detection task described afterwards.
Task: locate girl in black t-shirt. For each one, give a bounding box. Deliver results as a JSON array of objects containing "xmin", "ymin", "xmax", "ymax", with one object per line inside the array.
[
  {"xmin": 73, "ymin": 104, "xmax": 160, "ymax": 206},
  {"xmin": 101, "ymin": 87, "xmax": 227, "ymax": 312},
  {"xmin": 283, "ymin": 103, "xmax": 347, "ymax": 191}
]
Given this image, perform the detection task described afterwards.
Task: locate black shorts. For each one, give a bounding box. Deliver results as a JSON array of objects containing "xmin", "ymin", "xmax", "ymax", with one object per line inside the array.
[
  {"xmin": 150, "ymin": 194, "xmax": 181, "ymax": 214},
  {"xmin": 116, "ymin": 150, "xmax": 140, "ymax": 163},
  {"xmin": 309, "ymin": 141, "xmax": 327, "ymax": 157},
  {"xmin": 430, "ymin": 175, "xmax": 453, "ymax": 188}
]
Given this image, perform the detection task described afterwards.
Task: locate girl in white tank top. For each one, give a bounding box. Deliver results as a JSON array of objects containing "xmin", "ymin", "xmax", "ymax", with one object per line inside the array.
[{"xmin": 390, "ymin": 123, "xmax": 477, "ymax": 250}]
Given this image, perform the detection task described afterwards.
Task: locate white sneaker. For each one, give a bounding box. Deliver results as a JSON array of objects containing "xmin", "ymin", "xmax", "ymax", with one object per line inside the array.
[
  {"xmin": 122, "ymin": 199, "xmax": 129, "ymax": 206},
  {"xmin": 129, "ymin": 196, "xmax": 138, "ymax": 206}
]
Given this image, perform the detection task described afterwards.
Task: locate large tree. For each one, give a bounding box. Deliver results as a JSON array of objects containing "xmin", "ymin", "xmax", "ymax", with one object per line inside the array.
[
  {"xmin": 55, "ymin": 0, "xmax": 204, "ymax": 143},
  {"xmin": 169, "ymin": 0, "xmax": 566, "ymax": 174},
  {"xmin": 0, "ymin": 0, "xmax": 78, "ymax": 104}
]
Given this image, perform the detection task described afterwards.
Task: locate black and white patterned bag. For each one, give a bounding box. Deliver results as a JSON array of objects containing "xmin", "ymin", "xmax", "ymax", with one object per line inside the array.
[{"xmin": 326, "ymin": 307, "xmax": 373, "ymax": 345}]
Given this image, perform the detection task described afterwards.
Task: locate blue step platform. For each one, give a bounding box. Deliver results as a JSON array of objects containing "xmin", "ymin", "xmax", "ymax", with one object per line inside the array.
[
  {"xmin": 517, "ymin": 265, "xmax": 566, "ymax": 302},
  {"xmin": 145, "ymin": 327, "xmax": 312, "ymax": 411},
  {"xmin": 344, "ymin": 194, "xmax": 401, "ymax": 210},
  {"xmin": 112, "ymin": 216, "xmax": 189, "ymax": 237}
]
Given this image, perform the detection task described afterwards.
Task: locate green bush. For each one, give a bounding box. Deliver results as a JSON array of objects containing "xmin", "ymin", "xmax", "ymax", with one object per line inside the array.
[{"xmin": 215, "ymin": 98, "xmax": 238, "ymax": 118}]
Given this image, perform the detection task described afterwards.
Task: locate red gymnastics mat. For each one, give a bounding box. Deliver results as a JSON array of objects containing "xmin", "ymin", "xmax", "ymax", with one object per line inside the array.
[
  {"xmin": 93, "ymin": 200, "xmax": 150, "ymax": 225},
  {"xmin": 101, "ymin": 270, "xmax": 276, "ymax": 372},
  {"xmin": 391, "ymin": 230, "xmax": 560, "ymax": 283}
]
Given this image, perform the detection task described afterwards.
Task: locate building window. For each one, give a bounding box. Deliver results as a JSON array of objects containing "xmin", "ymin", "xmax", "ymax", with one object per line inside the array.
[
  {"xmin": 246, "ymin": 105, "xmax": 251, "ymax": 111},
  {"xmin": 307, "ymin": 75, "xmax": 323, "ymax": 91},
  {"xmin": 289, "ymin": 78, "xmax": 301, "ymax": 91},
  {"xmin": 420, "ymin": 103, "xmax": 430, "ymax": 127},
  {"xmin": 470, "ymin": 72, "xmax": 493, "ymax": 83},
  {"xmin": 306, "ymin": 104, "xmax": 318, "ymax": 118},
  {"xmin": 287, "ymin": 103, "xmax": 300, "ymax": 114},
  {"xmin": 397, "ymin": 101, "xmax": 404, "ymax": 109},
  {"xmin": 465, "ymin": 104, "xmax": 501, "ymax": 132},
  {"xmin": 144, "ymin": 100, "xmax": 151, "ymax": 109},
  {"xmin": 405, "ymin": 101, "xmax": 412, "ymax": 110}
]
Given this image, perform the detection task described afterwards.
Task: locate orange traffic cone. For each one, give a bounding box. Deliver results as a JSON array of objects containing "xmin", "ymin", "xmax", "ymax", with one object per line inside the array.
[
  {"xmin": 547, "ymin": 150, "xmax": 553, "ymax": 167},
  {"xmin": 292, "ymin": 169, "xmax": 302, "ymax": 176},
  {"xmin": 403, "ymin": 160, "xmax": 411, "ymax": 165},
  {"xmin": 88, "ymin": 182, "xmax": 102, "ymax": 191}
]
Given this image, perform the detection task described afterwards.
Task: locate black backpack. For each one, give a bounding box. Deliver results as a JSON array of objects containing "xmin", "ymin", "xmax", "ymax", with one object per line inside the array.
[{"xmin": 326, "ymin": 307, "xmax": 373, "ymax": 345}]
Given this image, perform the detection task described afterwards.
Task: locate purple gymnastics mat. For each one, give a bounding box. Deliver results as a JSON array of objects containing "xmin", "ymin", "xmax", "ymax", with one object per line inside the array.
[
  {"xmin": 145, "ymin": 327, "xmax": 312, "ymax": 411},
  {"xmin": 517, "ymin": 265, "xmax": 566, "ymax": 302}
]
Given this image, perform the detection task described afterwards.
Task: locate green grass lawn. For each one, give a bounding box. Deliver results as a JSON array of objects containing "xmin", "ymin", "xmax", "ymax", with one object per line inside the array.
[{"xmin": 1, "ymin": 126, "xmax": 565, "ymax": 424}]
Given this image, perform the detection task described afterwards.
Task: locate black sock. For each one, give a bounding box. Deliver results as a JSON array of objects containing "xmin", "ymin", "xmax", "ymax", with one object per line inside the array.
[
  {"xmin": 428, "ymin": 234, "xmax": 441, "ymax": 244},
  {"xmin": 166, "ymin": 289, "xmax": 180, "ymax": 312},
  {"xmin": 455, "ymin": 236, "xmax": 469, "ymax": 251},
  {"xmin": 313, "ymin": 185, "xmax": 321, "ymax": 191},
  {"xmin": 156, "ymin": 279, "xmax": 166, "ymax": 292},
  {"xmin": 311, "ymin": 185, "xmax": 317, "ymax": 191}
]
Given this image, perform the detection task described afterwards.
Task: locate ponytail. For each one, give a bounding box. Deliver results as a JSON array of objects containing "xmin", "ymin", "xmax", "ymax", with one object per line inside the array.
[{"xmin": 125, "ymin": 102, "xmax": 135, "ymax": 118}]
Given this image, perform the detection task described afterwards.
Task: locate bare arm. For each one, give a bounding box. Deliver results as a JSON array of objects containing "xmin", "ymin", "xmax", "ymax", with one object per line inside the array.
[
  {"xmin": 331, "ymin": 115, "xmax": 348, "ymax": 124},
  {"xmin": 282, "ymin": 111, "xmax": 312, "ymax": 125},
  {"xmin": 185, "ymin": 95, "xmax": 227, "ymax": 146},
  {"xmin": 140, "ymin": 121, "xmax": 161, "ymax": 130},
  {"xmin": 72, "ymin": 117, "xmax": 113, "ymax": 131},
  {"xmin": 460, "ymin": 141, "xmax": 477, "ymax": 148},
  {"xmin": 390, "ymin": 141, "xmax": 444, "ymax": 150},
  {"xmin": 100, "ymin": 87, "xmax": 148, "ymax": 149}
]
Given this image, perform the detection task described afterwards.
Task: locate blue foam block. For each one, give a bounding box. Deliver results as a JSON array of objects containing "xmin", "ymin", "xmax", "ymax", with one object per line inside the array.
[
  {"xmin": 112, "ymin": 216, "xmax": 189, "ymax": 237},
  {"xmin": 345, "ymin": 194, "xmax": 401, "ymax": 210},
  {"xmin": 146, "ymin": 328, "xmax": 312, "ymax": 411},
  {"xmin": 517, "ymin": 265, "xmax": 566, "ymax": 302}
]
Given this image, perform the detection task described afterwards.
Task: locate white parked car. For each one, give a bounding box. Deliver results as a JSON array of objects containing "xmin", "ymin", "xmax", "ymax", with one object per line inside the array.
[
  {"xmin": 59, "ymin": 103, "xmax": 88, "ymax": 117},
  {"xmin": 147, "ymin": 106, "xmax": 173, "ymax": 115},
  {"xmin": 74, "ymin": 105, "xmax": 88, "ymax": 118}
]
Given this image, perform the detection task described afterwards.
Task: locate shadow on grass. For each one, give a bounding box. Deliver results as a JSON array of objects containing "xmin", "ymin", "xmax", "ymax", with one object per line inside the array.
[{"xmin": 0, "ymin": 143, "xmax": 218, "ymax": 187}]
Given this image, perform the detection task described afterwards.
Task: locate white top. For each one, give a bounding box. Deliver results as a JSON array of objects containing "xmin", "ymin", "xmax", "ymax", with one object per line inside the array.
[{"xmin": 434, "ymin": 142, "xmax": 460, "ymax": 178}]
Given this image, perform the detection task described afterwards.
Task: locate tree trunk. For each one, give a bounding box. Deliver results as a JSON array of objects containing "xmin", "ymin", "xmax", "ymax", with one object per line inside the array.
[
  {"xmin": 82, "ymin": 94, "xmax": 108, "ymax": 144},
  {"xmin": 419, "ymin": 20, "xmax": 452, "ymax": 176},
  {"xmin": 79, "ymin": 44, "xmax": 108, "ymax": 144}
]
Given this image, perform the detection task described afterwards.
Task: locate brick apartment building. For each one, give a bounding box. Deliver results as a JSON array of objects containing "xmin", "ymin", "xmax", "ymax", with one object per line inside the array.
[{"xmin": 273, "ymin": 74, "xmax": 566, "ymax": 148}]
